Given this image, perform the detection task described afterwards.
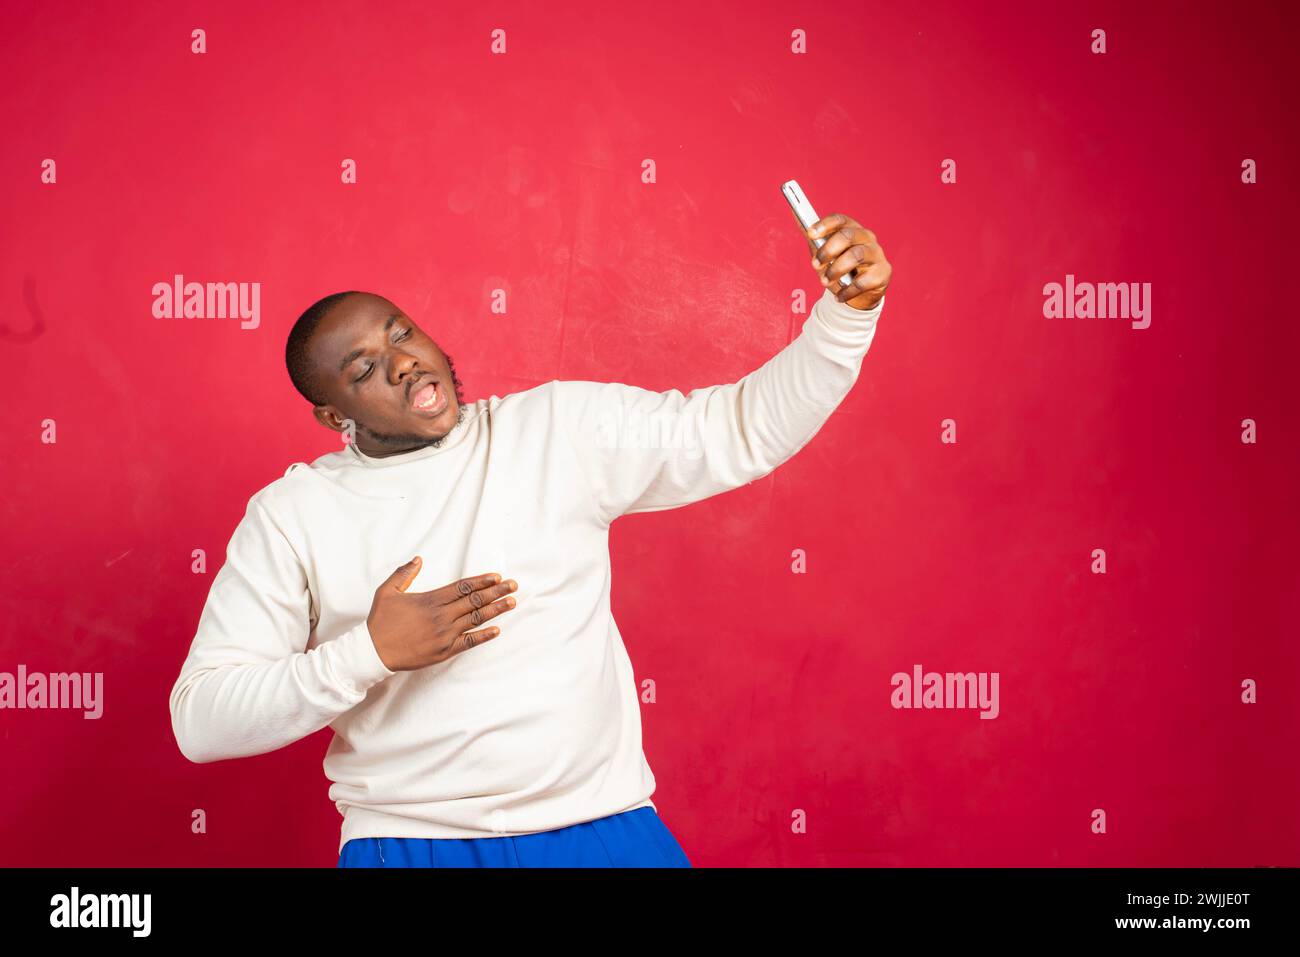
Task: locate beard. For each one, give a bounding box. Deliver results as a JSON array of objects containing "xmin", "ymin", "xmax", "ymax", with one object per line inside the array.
[
  {"xmin": 357, "ymin": 402, "xmax": 467, "ymax": 449},
  {"xmin": 355, "ymin": 354, "xmax": 469, "ymax": 450}
]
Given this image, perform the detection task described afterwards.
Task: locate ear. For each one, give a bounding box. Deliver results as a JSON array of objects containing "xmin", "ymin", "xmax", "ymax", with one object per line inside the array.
[{"xmin": 313, "ymin": 405, "xmax": 348, "ymax": 432}]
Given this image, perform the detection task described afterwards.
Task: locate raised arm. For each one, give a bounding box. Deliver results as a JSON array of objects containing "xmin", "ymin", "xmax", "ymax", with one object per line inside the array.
[
  {"xmin": 168, "ymin": 496, "xmax": 395, "ymax": 764},
  {"xmin": 553, "ymin": 214, "xmax": 891, "ymax": 524}
]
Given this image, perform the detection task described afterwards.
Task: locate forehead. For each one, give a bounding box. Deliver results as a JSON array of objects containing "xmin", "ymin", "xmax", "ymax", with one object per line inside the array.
[
  {"xmin": 310, "ymin": 295, "xmax": 408, "ymax": 360},
  {"xmin": 323, "ymin": 294, "xmax": 404, "ymax": 331}
]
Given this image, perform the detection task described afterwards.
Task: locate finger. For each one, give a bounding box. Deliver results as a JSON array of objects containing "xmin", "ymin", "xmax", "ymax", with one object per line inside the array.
[
  {"xmin": 809, "ymin": 214, "xmax": 861, "ymax": 245},
  {"xmin": 813, "ymin": 225, "xmax": 877, "ymax": 268},
  {"xmin": 447, "ymin": 579, "xmax": 517, "ymax": 620},
  {"xmin": 813, "ymin": 256, "xmax": 858, "ymax": 291},
  {"xmin": 451, "ymin": 626, "xmax": 501, "ymax": 655},
  {"xmin": 423, "ymin": 573, "xmax": 503, "ymax": 603},
  {"xmin": 834, "ymin": 261, "xmax": 890, "ymax": 303},
  {"xmin": 822, "ymin": 243, "xmax": 871, "ymax": 287},
  {"xmin": 382, "ymin": 557, "xmax": 424, "ymax": 594},
  {"xmin": 451, "ymin": 592, "xmax": 518, "ymax": 633}
]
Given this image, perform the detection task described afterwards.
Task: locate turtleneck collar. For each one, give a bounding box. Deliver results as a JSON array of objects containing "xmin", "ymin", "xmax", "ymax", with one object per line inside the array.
[{"xmin": 343, "ymin": 400, "xmax": 481, "ymax": 468}]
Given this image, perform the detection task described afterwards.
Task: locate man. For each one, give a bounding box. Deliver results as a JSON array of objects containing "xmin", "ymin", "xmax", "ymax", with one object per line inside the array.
[{"xmin": 168, "ymin": 213, "xmax": 891, "ymax": 867}]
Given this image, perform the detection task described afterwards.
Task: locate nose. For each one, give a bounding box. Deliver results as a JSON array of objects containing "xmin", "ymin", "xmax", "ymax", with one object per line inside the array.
[{"xmin": 389, "ymin": 350, "xmax": 421, "ymax": 386}]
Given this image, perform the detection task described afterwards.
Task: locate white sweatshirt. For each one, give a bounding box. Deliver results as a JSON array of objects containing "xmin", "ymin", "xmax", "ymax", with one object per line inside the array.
[{"xmin": 169, "ymin": 287, "xmax": 885, "ymax": 853}]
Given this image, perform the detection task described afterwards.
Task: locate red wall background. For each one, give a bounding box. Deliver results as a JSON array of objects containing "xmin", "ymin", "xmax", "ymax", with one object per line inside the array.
[{"xmin": 1, "ymin": 0, "xmax": 1296, "ymax": 867}]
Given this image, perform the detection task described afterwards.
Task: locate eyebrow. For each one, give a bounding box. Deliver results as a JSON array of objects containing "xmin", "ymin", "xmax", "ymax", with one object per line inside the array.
[{"xmin": 338, "ymin": 313, "xmax": 404, "ymax": 372}]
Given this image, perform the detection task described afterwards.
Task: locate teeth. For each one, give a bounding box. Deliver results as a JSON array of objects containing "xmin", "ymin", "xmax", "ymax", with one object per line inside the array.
[{"xmin": 414, "ymin": 383, "xmax": 438, "ymax": 409}]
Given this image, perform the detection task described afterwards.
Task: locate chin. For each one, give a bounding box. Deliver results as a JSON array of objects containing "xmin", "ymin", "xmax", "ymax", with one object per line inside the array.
[{"xmin": 406, "ymin": 402, "xmax": 466, "ymax": 444}]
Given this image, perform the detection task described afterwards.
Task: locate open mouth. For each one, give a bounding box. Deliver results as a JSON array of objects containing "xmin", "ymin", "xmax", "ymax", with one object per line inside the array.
[{"xmin": 409, "ymin": 379, "xmax": 448, "ymax": 417}]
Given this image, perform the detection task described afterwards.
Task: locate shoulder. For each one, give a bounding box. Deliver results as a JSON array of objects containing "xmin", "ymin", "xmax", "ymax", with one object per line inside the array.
[
  {"xmin": 536, "ymin": 380, "xmax": 644, "ymax": 441},
  {"xmin": 546, "ymin": 378, "xmax": 631, "ymax": 414},
  {"xmin": 487, "ymin": 379, "xmax": 620, "ymax": 425},
  {"xmin": 242, "ymin": 448, "xmax": 348, "ymax": 523}
]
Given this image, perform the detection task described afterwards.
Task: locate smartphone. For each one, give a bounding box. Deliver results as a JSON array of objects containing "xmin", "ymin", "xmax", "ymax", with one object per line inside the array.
[{"xmin": 781, "ymin": 179, "xmax": 852, "ymax": 286}]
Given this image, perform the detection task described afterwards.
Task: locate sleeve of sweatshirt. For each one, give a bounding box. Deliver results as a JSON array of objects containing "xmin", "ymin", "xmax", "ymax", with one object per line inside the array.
[
  {"xmin": 168, "ymin": 495, "xmax": 396, "ymax": 764},
  {"xmin": 553, "ymin": 286, "xmax": 885, "ymax": 524}
]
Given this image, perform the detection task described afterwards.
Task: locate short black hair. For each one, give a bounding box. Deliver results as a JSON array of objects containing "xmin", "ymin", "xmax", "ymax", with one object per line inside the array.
[{"xmin": 286, "ymin": 291, "xmax": 359, "ymax": 405}]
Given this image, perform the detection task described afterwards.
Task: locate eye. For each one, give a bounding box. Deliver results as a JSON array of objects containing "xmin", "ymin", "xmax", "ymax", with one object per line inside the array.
[{"xmin": 351, "ymin": 327, "xmax": 409, "ymax": 383}]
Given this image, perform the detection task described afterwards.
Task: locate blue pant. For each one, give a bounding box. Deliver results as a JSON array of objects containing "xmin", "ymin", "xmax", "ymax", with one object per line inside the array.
[{"xmin": 337, "ymin": 807, "xmax": 692, "ymax": 868}]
